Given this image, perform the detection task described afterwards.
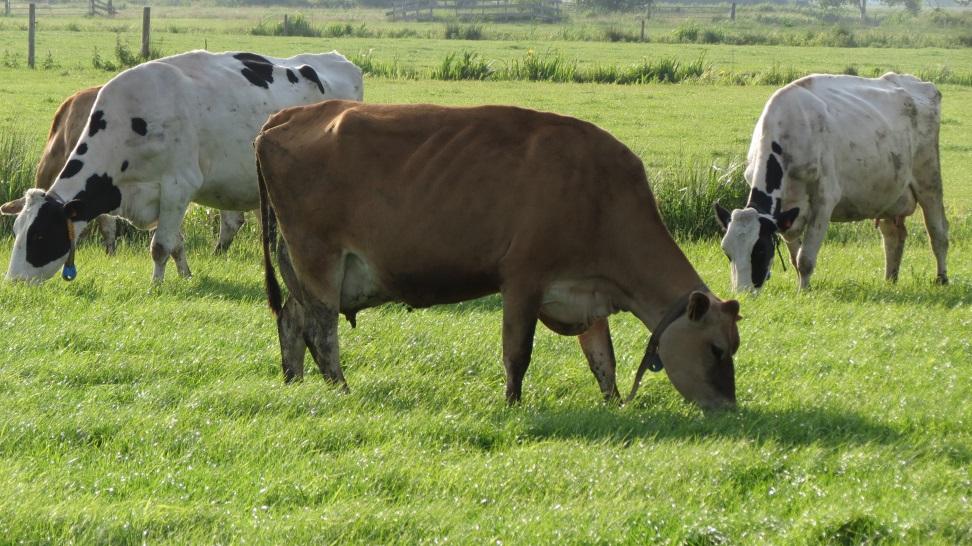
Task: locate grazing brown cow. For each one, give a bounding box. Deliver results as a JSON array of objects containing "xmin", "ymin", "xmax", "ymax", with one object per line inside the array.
[
  {"xmin": 32, "ymin": 86, "xmax": 245, "ymax": 255},
  {"xmin": 256, "ymin": 101, "xmax": 742, "ymax": 409}
]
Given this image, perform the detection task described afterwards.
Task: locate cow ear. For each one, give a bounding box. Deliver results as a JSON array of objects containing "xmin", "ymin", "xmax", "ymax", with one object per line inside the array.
[
  {"xmin": 777, "ymin": 207, "xmax": 799, "ymax": 231},
  {"xmin": 64, "ymin": 200, "xmax": 85, "ymax": 220},
  {"xmin": 0, "ymin": 197, "xmax": 25, "ymax": 215},
  {"xmin": 713, "ymin": 203, "xmax": 732, "ymax": 231},
  {"xmin": 687, "ymin": 291, "xmax": 711, "ymax": 322},
  {"xmin": 721, "ymin": 300, "xmax": 742, "ymax": 321}
]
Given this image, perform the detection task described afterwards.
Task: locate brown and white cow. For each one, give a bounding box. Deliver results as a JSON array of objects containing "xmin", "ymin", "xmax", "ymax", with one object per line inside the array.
[
  {"xmin": 256, "ymin": 101, "xmax": 742, "ymax": 409},
  {"xmin": 31, "ymin": 86, "xmax": 245, "ymax": 255},
  {"xmin": 715, "ymin": 73, "xmax": 948, "ymax": 291}
]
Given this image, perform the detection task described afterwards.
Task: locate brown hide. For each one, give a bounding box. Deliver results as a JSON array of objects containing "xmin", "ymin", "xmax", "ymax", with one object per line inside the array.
[
  {"xmin": 256, "ymin": 101, "xmax": 740, "ymax": 407},
  {"xmin": 35, "ymin": 87, "xmax": 101, "ymax": 190}
]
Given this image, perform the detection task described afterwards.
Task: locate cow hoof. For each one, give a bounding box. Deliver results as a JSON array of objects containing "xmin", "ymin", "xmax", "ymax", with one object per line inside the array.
[{"xmin": 936, "ymin": 274, "xmax": 949, "ymax": 285}]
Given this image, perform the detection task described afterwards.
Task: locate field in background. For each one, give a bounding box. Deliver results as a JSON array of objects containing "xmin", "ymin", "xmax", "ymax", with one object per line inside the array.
[{"xmin": 0, "ymin": 4, "xmax": 971, "ymax": 544}]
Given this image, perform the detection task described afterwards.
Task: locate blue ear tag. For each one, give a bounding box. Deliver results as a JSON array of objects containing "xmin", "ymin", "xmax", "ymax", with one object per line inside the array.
[
  {"xmin": 62, "ymin": 264, "xmax": 77, "ymax": 281},
  {"xmin": 647, "ymin": 353, "xmax": 664, "ymax": 372}
]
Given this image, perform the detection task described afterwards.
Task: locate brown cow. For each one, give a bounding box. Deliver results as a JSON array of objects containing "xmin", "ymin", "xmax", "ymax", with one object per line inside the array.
[
  {"xmin": 32, "ymin": 86, "xmax": 245, "ymax": 255},
  {"xmin": 256, "ymin": 101, "xmax": 742, "ymax": 409}
]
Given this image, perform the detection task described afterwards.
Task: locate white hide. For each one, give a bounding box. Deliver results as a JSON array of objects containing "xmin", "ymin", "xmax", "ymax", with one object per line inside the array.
[
  {"xmin": 723, "ymin": 72, "xmax": 944, "ymax": 291},
  {"xmin": 6, "ymin": 50, "xmax": 363, "ymax": 282}
]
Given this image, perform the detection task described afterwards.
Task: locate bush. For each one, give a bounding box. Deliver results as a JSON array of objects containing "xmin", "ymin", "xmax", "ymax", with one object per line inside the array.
[
  {"xmin": 504, "ymin": 50, "xmax": 576, "ymax": 82},
  {"xmin": 444, "ymin": 23, "xmax": 484, "ymax": 40},
  {"xmin": 431, "ymin": 51, "xmax": 494, "ymax": 81},
  {"xmin": 251, "ymin": 14, "xmax": 320, "ymax": 37}
]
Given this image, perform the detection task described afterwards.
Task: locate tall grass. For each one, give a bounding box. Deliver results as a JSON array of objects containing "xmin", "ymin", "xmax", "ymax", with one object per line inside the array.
[
  {"xmin": 430, "ymin": 51, "xmax": 495, "ymax": 81},
  {"xmin": 250, "ymin": 14, "xmax": 320, "ymax": 37},
  {"xmin": 386, "ymin": 49, "xmax": 972, "ymax": 88},
  {"xmin": 651, "ymin": 159, "xmax": 749, "ymax": 239},
  {"xmin": 0, "ymin": 127, "xmax": 38, "ymax": 233}
]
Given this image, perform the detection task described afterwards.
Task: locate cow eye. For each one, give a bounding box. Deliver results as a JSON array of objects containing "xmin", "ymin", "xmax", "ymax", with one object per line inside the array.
[{"xmin": 710, "ymin": 345, "xmax": 725, "ymax": 361}]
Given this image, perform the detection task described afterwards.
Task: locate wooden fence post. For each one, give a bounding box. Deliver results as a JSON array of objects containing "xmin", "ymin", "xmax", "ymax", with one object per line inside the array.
[
  {"xmin": 640, "ymin": 18, "xmax": 645, "ymax": 41},
  {"xmin": 729, "ymin": 2, "xmax": 736, "ymax": 21},
  {"xmin": 282, "ymin": 14, "xmax": 288, "ymax": 36},
  {"xmin": 141, "ymin": 6, "xmax": 150, "ymax": 58},
  {"xmin": 4, "ymin": 0, "xmax": 10, "ymax": 18},
  {"xmin": 89, "ymin": 0, "xmax": 94, "ymax": 15},
  {"xmin": 27, "ymin": 3, "xmax": 35, "ymax": 68}
]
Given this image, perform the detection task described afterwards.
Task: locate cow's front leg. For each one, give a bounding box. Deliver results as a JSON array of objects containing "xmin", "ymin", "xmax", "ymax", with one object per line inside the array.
[
  {"xmin": 95, "ymin": 214, "xmax": 118, "ymax": 255},
  {"xmin": 577, "ymin": 317, "xmax": 621, "ymax": 402},
  {"xmin": 501, "ymin": 287, "xmax": 540, "ymax": 405},
  {"xmin": 795, "ymin": 210, "xmax": 832, "ymax": 290},
  {"xmin": 214, "ymin": 210, "xmax": 245, "ymax": 254},
  {"xmin": 150, "ymin": 191, "xmax": 192, "ymax": 283}
]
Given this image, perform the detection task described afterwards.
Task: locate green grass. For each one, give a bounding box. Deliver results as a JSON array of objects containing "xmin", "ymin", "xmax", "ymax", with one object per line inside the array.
[{"xmin": 0, "ymin": 229, "xmax": 969, "ymax": 543}]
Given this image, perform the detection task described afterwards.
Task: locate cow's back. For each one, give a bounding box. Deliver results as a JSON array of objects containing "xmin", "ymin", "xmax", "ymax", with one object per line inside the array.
[
  {"xmin": 258, "ymin": 101, "xmax": 666, "ymax": 308},
  {"xmin": 752, "ymin": 73, "xmax": 939, "ymax": 219}
]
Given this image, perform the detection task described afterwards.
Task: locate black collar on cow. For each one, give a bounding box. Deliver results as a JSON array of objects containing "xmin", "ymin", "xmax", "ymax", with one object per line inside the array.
[
  {"xmin": 47, "ymin": 191, "xmax": 78, "ymax": 281},
  {"xmin": 774, "ymin": 233, "xmax": 788, "ymax": 273},
  {"xmin": 625, "ymin": 290, "xmax": 698, "ymax": 403}
]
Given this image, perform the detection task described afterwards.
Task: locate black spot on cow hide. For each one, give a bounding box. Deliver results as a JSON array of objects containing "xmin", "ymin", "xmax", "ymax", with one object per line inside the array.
[
  {"xmin": 298, "ymin": 65, "xmax": 326, "ymax": 94},
  {"xmin": 750, "ymin": 222, "xmax": 776, "ymax": 288},
  {"xmin": 121, "ymin": 160, "xmax": 129, "ymax": 172},
  {"xmin": 747, "ymin": 188, "xmax": 774, "ymax": 215},
  {"xmin": 131, "ymin": 117, "xmax": 147, "ymax": 136},
  {"xmin": 73, "ymin": 173, "xmax": 122, "ymax": 221},
  {"xmin": 76, "ymin": 143, "xmax": 88, "ymax": 155},
  {"xmin": 88, "ymin": 110, "xmax": 107, "ymax": 137},
  {"xmin": 234, "ymin": 52, "xmax": 274, "ymax": 89},
  {"xmin": 25, "ymin": 198, "xmax": 72, "ymax": 267},
  {"xmin": 286, "ymin": 69, "xmax": 299, "ymax": 84},
  {"xmin": 771, "ymin": 141, "xmax": 782, "ymax": 154},
  {"xmin": 765, "ymin": 154, "xmax": 784, "ymax": 192},
  {"xmin": 60, "ymin": 159, "xmax": 84, "ymax": 179}
]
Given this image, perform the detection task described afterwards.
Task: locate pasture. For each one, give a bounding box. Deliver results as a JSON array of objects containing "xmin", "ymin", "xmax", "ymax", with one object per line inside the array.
[{"xmin": 1, "ymin": 4, "xmax": 971, "ymax": 543}]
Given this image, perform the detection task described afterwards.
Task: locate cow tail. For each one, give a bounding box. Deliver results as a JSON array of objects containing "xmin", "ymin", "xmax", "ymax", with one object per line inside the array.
[{"xmin": 257, "ymin": 154, "xmax": 283, "ymax": 316}]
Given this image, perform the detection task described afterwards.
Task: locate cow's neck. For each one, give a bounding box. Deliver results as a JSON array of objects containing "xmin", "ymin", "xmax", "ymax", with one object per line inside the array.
[
  {"xmin": 625, "ymin": 231, "xmax": 708, "ymax": 332},
  {"xmin": 48, "ymin": 166, "xmax": 122, "ymax": 223}
]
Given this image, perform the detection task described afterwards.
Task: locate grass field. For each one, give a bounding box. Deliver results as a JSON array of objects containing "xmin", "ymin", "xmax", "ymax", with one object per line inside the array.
[{"xmin": 1, "ymin": 5, "xmax": 971, "ymax": 544}]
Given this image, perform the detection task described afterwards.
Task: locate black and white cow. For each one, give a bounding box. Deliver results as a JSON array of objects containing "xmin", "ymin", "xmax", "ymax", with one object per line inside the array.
[
  {"xmin": 714, "ymin": 73, "xmax": 948, "ymax": 291},
  {"xmin": 1, "ymin": 50, "xmax": 363, "ymax": 283}
]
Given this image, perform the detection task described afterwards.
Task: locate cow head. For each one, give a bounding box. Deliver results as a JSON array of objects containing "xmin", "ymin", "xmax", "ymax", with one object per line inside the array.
[
  {"xmin": 2, "ymin": 189, "xmax": 84, "ymax": 283},
  {"xmin": 628, "ymin": 291, "xmax": 741, "ymax": 411},
  {"xmin": 714, "ymin": 203, "xmax": 798, "ymax": 292}
]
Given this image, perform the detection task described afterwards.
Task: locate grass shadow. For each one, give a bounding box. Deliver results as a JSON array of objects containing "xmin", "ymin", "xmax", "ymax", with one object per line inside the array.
[
  {"xmin": 816, "ymin": 277, "xmax": 972, "ymax": 308},
  {"xmin": 184, "ymin": 274, "xmax": 266, "ymax": 302},
  {"xmin": 523, "ymin": 404, "xmax": 902, "ymax": 448}
]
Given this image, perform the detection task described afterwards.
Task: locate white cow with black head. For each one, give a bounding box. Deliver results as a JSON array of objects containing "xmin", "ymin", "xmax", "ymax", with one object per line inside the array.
[
  {"xmin": 714, "ymin": 73, "xmax": 948, "ymax": 291},
  {"xmin": 2, "ymin": 49, "xmax": 363, "ymax": 283}
]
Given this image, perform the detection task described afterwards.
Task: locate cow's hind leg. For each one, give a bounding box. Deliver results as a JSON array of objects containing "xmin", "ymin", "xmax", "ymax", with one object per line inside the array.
[
  {"xmin": 878, "ymin": 217, "xmax": 907, "ymax": 283},
  {"xmin": 275, "ymin": 241, "xmax": 347, "ymax": 388},
  {"xmin": 577, "ymin": 318, "xmax": 621, "ymax": 402},
  {"xmin": 501, "ymin": 287, "xmax": 540, "ymax": 405},
  {"xmin": 95, "ymin": 214, "xmax": 117, "ymax": 255},
  {"xmin": 214, "ymin": 210, "xmax": 245, "ymax": 255},
  {"xmin": 304, "ymin": 302, "xmax": 347, "ymax": 390},
  {"xmin": 277, "ymin": 295, "xmax": 307, "ymax": 382},
  {"xmin": 913, "ymin": 182, "xmax": 949, "ymax": 285}
]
